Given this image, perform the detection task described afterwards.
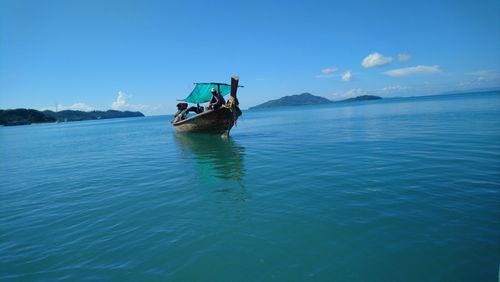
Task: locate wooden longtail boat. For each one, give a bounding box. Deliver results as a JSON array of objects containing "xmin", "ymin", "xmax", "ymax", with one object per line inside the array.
[{"xmin": 172, "ymin": 76, "xmax": 242, "ymax": 136}]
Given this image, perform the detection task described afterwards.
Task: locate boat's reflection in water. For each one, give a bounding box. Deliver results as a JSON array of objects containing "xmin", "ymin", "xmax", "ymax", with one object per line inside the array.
[{"xmin": 174, "ymin": 133, "xmax": 245, "ymax": 185}]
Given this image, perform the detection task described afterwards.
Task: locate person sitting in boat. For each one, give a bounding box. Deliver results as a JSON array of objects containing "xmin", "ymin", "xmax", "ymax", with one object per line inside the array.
[
  {"xmin": 172, "ymin": 102, "xmax": 188, "ymax": 123},
  {"xmin": 208, "ymin": 88, "xmax": 225, "ymax": 110},
  {"xmin": 186, "ymin": 104, "xmax": 204, "ymax": 115}
]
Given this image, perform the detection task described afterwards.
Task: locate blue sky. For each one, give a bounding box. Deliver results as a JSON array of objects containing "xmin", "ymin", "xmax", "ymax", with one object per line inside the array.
[{"xmin": 1, "ymin": 0, "xmax": 499, "ymax": 115}]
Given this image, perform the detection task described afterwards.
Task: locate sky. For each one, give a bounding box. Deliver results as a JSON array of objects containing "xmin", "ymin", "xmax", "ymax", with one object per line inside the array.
[{"xmin": 1, "ymin": 0, "xmax": 500, "ymax": 115}]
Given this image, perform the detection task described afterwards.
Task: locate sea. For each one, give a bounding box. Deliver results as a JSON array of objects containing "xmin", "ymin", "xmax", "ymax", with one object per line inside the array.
[{"xmin": 1, "ymin": 91, "xmax": 499, "ymax": 281}]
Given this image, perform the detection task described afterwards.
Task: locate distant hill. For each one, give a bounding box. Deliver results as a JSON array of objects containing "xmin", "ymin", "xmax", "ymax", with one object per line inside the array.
[
  {"xmin": 249, "ymin": 93, "xmax": 382, "ymax": 109},
  {"xmin": 249, "ymin": 93, "xmax": 332, "ymax": 109},
  {"xmin": 0, "ymin": 108, "xmax": 144, "ymax": 126},
  {"xmin": 334, "ymin": 95, "xmax": 382, "ymax": 103},
  {"xmin": 43, "ymin": 109, "xmax": 144, "ymax": 122},
  {"xmin": 0, "ymin": 109, "xmax": 56, "ymax": 126}
]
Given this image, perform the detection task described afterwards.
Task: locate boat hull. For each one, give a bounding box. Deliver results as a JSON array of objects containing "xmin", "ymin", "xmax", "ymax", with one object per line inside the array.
[{"xmin": 172, "ymin": 107, "xmax": 240, "ymax": 135}]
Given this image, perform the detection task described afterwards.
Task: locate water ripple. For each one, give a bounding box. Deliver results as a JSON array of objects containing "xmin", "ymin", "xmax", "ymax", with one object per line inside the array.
[{"xmin": 1, "ymin": 93, "xmax": 500, "ymax": 281}]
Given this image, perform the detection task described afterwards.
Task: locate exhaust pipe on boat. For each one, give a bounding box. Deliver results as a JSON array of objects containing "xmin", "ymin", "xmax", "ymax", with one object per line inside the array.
[{"xmin": 231, "ymin": 76, "xmax": 239, "ymax": 98}]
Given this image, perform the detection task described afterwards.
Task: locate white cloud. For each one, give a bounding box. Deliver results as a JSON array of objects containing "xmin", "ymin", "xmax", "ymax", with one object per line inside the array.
[
  {"xmin": 111, "ymin": 91, "xmax": 131, "ymax": 110},
  {"xmin": 316, "ymin": 67, "xmax": 340, "ymax": 78},
  {"xmin": 129, "ymin": 104, "xmax": 163, "ymax": 112},
  {"xmin": 331, "ymin": 85, "xmax": 414, "ymax": 100},
  {"xmin": 467, "ymin": 70, "xmax": 500, "ymax": 81},
  {"xmin": 48, "ymin": 102, "xmax": 95, "ymax": 112},
  {"xmin": 345, "ymin": 88, "xmax": 365, "ymax": 97},
  {"xmin": 110, "ymin": 90, "xmax": 164, "ymax": 115},
  {"xmin": 67, "ymin": 102, "xmax": 95, "ymax": 111},
  {"xmin": 316, "ymin": 74, "xmax": 337, "ymax": 78},
  {"xmin": 397, "ymin": 53, "xmax": 412, "ymax": 62},
  {"xmin": 331, "ymin": 88, "xmax": 366, "ymax": 101},
  {"xmin": 384, "ymin": 65, "xmax": 440, "ymax": 76},
  {"xmin": 341, "ymin": 70, "xmax": 352, "ymax": 82},
  {"xmin": 321, "ymin": 67, "xmax": 339, "ymax": 74},
  {"xmin": 458, "ymin": 70, "xmax": 500, "ymax": 89},
  {"xmin": 361, "ymin": 52, "xmax": 393, "ymax": 68},
  {"xmin": 380, "ymin": 85, "xmax": 410, "ymax": 93}
]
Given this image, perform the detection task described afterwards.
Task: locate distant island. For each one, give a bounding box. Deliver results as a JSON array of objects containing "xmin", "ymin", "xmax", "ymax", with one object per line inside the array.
[
  {"xmin": 0, "ymin": 109, "xmax": 144, "ymax": 126},
  {"xmin": 249, "ymin": 93, "xmax": 381, "ymax": 109},
  {"xmin": 334, "ymin": 95, "xmax": 382, "ymax": 103},
  {"xmin": 249, "ymin": 93, "xmax": 332, "ymax": 109}
]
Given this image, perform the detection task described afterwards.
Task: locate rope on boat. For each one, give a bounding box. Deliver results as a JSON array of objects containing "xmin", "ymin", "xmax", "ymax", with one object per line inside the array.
[{"xmin": 226, "ymin": 97, "xmax": 240, "ymax": 127}]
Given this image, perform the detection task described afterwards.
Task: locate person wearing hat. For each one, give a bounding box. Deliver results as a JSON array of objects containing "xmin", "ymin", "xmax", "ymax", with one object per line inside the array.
[{"xmin": 208, "ymin": 88, "xmax": 225, "ymax": 110}]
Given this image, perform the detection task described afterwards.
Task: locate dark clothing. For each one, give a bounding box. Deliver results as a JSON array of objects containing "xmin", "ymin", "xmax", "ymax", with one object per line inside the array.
[
  {"xmin": 186, "ymin": 105, "xmax": 203, "ymax": 114},
  {"xmin": 172, "ymin": 105, "xmax": 204, "ymax": 123},
  {"xmin": 209, "ymin": 93, "xmax": 225, "ymax": 110}
]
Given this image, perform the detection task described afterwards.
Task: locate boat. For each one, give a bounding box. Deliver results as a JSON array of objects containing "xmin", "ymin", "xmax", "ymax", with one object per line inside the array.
[{"xmin": 172, "ymin": 76, "xmax": 242, "ymax": 136}]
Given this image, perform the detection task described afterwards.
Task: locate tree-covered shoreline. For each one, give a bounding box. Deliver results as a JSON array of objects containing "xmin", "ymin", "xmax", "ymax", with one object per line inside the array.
[{"xmin": 0, "ymin": 109, "xmax": 144, "ymax": 126}]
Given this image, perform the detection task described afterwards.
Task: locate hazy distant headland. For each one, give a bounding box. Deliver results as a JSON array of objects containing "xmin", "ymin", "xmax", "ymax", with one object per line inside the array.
[
  {"xmin": 0, "ymin": 109, "xmax": 144, "ymax": 126},
  {"xmin": 249, "ymin": 93, "xmax": 381, "ymax": 109},
  {"xmin": 334, "ymin": 95, "xmax": 382, "ymax": 103}
]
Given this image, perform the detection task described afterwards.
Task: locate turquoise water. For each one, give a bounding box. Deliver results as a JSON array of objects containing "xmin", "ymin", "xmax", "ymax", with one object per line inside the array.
[{"xmin": 1, "ymin": 92, "xmax": 500, "ymax": 281}]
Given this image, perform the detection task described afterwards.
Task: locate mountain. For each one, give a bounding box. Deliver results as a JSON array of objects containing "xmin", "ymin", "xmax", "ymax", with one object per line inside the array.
[
  {"xmin": 0, "ymin": 108, "xmax": 144, "ymax": 126},
  {"xmin": 334, "ymin": 95, "xmax": 382, "ymax": 103},
  {"xmin": 249, "ymin": 93, "xmax": 383, "ymax": 109},
  {"xmin": 43, "ymin": 109, "xmax": 144, "ymax": 122},
  {"xmin": 0, "ymin": 109, "xmax": 56, "ymax": 126},
  {"xmin": 249, "ymin": 93, "xmax": 332, "ymax": 109}
]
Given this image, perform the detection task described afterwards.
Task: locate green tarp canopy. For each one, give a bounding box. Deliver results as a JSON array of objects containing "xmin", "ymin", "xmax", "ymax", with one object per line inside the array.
[{"xmin": 179, "ymin": 83, "xmax": 231, "ymax": 104}]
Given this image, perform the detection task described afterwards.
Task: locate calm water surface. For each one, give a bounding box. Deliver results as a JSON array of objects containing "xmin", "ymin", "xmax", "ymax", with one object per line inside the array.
[{"xmin": 1, "ymin": 92, "xmax": 499, "ymax": 281}]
